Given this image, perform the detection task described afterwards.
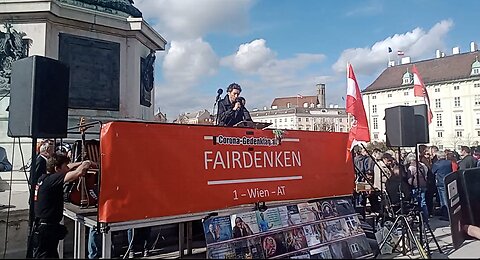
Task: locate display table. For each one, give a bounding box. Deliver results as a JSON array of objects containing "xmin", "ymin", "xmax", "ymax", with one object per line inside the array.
[{"xmin": 63, "ymin": 202, "xmax": 256, "ymax": 259}]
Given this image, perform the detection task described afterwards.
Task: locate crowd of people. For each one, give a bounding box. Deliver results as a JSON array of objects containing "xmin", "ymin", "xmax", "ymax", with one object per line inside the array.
[{"xmin": 353, "ymin": 144, "xmax": 480, "ymax": 223}]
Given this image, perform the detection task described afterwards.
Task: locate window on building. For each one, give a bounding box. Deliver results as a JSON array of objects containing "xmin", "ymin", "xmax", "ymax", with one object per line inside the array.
[
  {"xmin": 454, "ymin": 97, "xmax": 461, "ymax": 107},
  {"xmin": 435, "ymin": 88, "xmax": 440, "ymax": 92},
  {"xmin": 456, "ymin": 114, "xmax": 462, "ymax": 126},
  {"xmin": 436, "ymin": 113, "xmax": 443, "ymax": 127},
  {"xmin": 274, "ymin": 119, "xmax": 277, "ymax": 123},
  {"xmin": 454, "ymin": 85, "xmax": 460, "ymax": 90},
  {"xmin": 306, "ymin": 127, "xmax": 310, "ymax": 131},
  {"xmin": 306, "ymin": 118, "xmax": 309, "ymax": 122},
  {"xmin": 372, "ymin": 105, "xmax": 377, "ymax": 114},
  {"xmin": 437, "ymin": 132, "xmax": 443, "ymax": 138},
  {"xmin": 477, "ymin": 114, "xmax": 480, "ymax": 125},
  {"xmin": 404, "ymin": 91, "xmax": 409, "ymax": 96},
  {"xmin": 404, "ymin": 102, "xmax": 409, "ymax": 105},
  {"xmin": 372, "ymin": 95, "xmax": 376, "ymax": 99},
  {"xmin": 373, "ymin": 133, "xmax": 379, "ymax": 139},
  {"xmin": 298, "ymin": 118, "xmax": 301, "ymax": 122},
  {"xmin": 287, "ymin": 103, "xmax": 291, "ymax": 108},
  {"xmin": 475, "ymin": 95, "xmax": 480, "ymax": 106},
  {"xmin": 456, "ymin": 131, "xmax": 463, "ymax": 137},
  {"xmin": 478, "ymin": 130, "xmax": 480, "ymax": 137},
  {"xmin": 339, "ymin": 118, "xmax": 343, "ymax": 122},
  {"xmin": 279, "ymin": 118, "xmax": 282, "ymax": 122},
  {"xmin": 387, "ymin": 93, "xmax": 392, "ymax": 98},
  {"xmin": 475, "ymin": 83, "xmax": 480, "ymax": 88},
  {"xmin": 439, "ymin": 145, "xmax": 444, "ymax": 150},
  {"xmin": 373, "ymin": 118, "xmax": 378, "ymax": 130},
  {"xmin": 291, "ymin": 118, "xmax": 294, "ymax": 122},
  {"xmin": 474, "ymin": 68, "xmax": 480, "ymax": 75},
  {"xmin": 435, "ymin": 99, "xmax": 441, "ymax": 108}
]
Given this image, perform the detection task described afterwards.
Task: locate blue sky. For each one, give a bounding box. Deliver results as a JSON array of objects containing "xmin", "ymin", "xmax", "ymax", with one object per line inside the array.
[{"xmin": 135, "ymin": 0, "xmax": 480, "ymax": 120}]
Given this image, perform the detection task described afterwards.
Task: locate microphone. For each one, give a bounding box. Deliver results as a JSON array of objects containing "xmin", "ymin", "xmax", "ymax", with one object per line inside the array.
[{"xmin": 216, "ymin": 88, "xmax": 223, "ymax": 102}]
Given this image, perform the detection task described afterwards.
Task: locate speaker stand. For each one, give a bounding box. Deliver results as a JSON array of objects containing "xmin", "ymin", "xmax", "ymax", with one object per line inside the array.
[{"xmin": 26, "ymin": 137, "xmax": 37, "ymax": 258}]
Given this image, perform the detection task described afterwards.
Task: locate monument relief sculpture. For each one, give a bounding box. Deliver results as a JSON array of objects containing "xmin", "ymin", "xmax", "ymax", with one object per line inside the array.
[{"xmin": 0, "ymin": 23, "xmax": 31, "ymax": 92}]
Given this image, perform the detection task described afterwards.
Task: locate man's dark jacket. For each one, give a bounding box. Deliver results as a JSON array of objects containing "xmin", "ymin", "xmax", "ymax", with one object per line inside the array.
[
  {"xmin": 459, "ymin": 154, "xmax": 477, "ymax": 170},
  {"xmin": 217, "ymin": 95, "xmax": 250, "ymax": 126}
]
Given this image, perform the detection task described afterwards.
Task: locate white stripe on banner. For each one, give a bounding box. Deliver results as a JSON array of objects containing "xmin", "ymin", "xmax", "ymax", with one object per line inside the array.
[
  {"xmin": 281, "ymin": 138, "xmax": 300, "ymax": 142},
  {"xmin": 204, "ymin": 136, "xmax": 214, "ymax": 140},
  {"xmin": 207, "ymin": 176, "xmax": 303, "ymax": 185}
]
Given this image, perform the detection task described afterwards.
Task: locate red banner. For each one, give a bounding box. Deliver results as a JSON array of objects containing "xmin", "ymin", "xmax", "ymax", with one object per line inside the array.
[{"xmin": 98, "ymin": 122, "xmax": 354, "ymax": 223}]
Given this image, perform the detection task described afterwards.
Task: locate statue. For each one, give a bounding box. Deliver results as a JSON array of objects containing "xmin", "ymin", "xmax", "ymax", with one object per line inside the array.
[
  {"xmin": 140, "ymin": 50, "xmax": 155, "ymax": 107},
  {"xmin": 61, "ymin": 0, "xmax": 143, "ymax": 18},
  {"xmin": 0, "ymin": 23, "xmax": 31, "ymax": 92}
]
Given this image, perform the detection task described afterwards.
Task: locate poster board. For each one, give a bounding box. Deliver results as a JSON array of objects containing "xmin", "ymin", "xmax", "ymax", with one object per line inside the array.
[
  {"xmin": 203, "ymin": 196, "xmax": 373, "ymax": 259},
  {"xmin": 444, "ymin": 169, "xmax": 480, "ymax": 250},
  {"xmin": 98, "ymin": 122, "xmax": 354, "ymax": 223}
]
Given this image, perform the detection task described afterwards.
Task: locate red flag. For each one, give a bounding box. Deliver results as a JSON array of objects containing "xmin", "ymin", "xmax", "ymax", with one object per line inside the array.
[
  {"xmin": 412, "ymin": 65, "xmax": 433, "ymax": 124},
  {"xmin": 346, "ymin": 63, "xmax": 370, "ymax": 153}
]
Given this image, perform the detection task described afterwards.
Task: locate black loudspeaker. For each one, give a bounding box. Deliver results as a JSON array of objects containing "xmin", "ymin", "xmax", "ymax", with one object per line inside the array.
[
  {"xmin": 8, "ymin": 56, "xmax": 70, "ymax": 138},
  {"xmin": 384, "ymin": 106, "xmax": 416, "ymax": 147},
  {"xmin": 413, "ymin": 104, "xmax": 430, "ymax": 144},
  {"xmin": 460, "ymin": 168, "xmax": 480, "ymax": 226}
]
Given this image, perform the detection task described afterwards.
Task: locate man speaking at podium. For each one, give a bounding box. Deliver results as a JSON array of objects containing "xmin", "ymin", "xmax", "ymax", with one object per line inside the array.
[{"xmin": 217, "ymin": 82, "xmax": 252, "ymax": 126}]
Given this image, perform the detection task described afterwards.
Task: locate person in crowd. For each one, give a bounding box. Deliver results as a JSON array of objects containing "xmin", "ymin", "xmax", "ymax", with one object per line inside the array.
[
  {"xmin": 432, "ymin": 151, "xmax": 452, "ymax": 221},
  {"xmin": 385, "ymin": 165, "xmax": 411, "ymax": 211},
  {"xmin": 446, "ymin": 150, "xmax": 459, "ymax": 171},
  {"xmin": 405, "ymin": 153, "xmax": 429, "ymax": 222},
  {"xmin": 430, "ymin": 146, "xmax": 439, "ymax": 164},
  {"xmin": 32, "ymin": 154, "xmax": 91, "ymax": 258},
  {"xmin": 232, "ymin": 217, "xmax": 253, "ymax": 238},
  {"xmin": 458, "ymin": 146, "xmax": 478, "ymax": 170},
  {"xmin": 373, "ymin": 153, "xmax": 393, "ymax": 191},
  {"xmin": 217, "ymin": 83, "xmax": 251, "ymax": 126},
  {"xmin": 33, "ymin": 140, "xmax": 54, "ymax": 186},
  {"xmin": 0, "ymin": 146, "xmax": 12, "ymax": 172},
  {"xmin": 419, "ymin": 145, "xmax": 436, "ymax": 218},
  {"xmin": 127, "ymin": 227, "xmax": 152, "ymax": 258}
]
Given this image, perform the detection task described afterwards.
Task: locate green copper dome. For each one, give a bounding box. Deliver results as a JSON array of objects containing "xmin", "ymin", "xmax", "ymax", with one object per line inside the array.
[
  {"xmin": 472, "ymin": 59, "xmax": 480, "ymax": 69},
  {"xmin": 60, "ymin": 0, "xmax": 142, "ymax": 18}
]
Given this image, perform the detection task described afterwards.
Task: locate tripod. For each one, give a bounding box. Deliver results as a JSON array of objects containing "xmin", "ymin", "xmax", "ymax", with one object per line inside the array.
[{"xmin": 375, "ymin": 182, "xmax": 428, "ymax": 258}]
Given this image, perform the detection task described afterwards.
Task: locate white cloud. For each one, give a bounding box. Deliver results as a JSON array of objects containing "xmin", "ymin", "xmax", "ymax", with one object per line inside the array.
[
  {"xmin": 332, "ymin": 19, "xmax": 454, "ymax": 75},
  {"xmin": 222, "ymin": 39, "xmax": 275, "ymax": 74},
  {"xmin": 155, "ymin": 38, "xmax": 219, "ymax": 118},
  {"xmin": 221, "ymin": 39, "xmax": 328, "ymax": 110},
  {"xmin": 163, "ymin": 39, "xmax": 218, "ymax": 83},
  {"xmin": 222, "ymin": 39, "xmax": 326, "ymax": 87},
  {"xmin": 135, "ymin": 0, "xmax": 253, "ymax": 40}
]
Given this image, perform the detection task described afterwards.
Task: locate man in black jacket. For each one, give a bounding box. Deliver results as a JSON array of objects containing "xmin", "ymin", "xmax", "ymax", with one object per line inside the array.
[
  {"xmin": 459, "ymin": 146, "xmax": 477, "ymax": 170},
  {"xmin": 33, "ymin": 154, "xmax": 91, "ymax": 258},
  {"xmin": 217, "ymin": 83, "xmax": 252, "ymax": 126}
]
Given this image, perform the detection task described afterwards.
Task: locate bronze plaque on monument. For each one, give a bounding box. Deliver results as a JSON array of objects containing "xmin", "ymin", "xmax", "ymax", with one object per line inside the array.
[{"xmin": 59, "ymin": 33, "xmax": 120, "ymax": 110}]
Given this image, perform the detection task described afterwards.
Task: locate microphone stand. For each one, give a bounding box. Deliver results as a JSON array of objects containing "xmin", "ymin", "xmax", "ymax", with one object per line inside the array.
[{"xmin": 213, "ymin": 96, "xmax": 221, "ymax": 126}]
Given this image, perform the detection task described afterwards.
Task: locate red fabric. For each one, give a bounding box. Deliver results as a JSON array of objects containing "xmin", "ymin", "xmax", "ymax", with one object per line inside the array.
[
  {"xmin": 346, "ymin": 64, "xmax": 370, "ymax": 155},
  {"xmin": 412, "ymin": 65, "xmax": 433, "ymax": 124},
  {"xmin": 98, "ymin": 122, "xmax": 354, "ymax": 223},
  {"xmin": 452, "ymin": 161, "xmax": 458, "ymax": 172}
]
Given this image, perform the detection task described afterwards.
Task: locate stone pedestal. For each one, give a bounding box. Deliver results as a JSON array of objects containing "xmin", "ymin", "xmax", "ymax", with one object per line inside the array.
[{"xmin": 0, "ymin": 0, "xmax": 166, "ymax": 169}]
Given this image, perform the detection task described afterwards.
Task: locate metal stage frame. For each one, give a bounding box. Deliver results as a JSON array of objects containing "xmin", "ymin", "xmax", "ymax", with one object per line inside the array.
[{"xmin": 61, "ymin": 202, "xmax": 258, "ymax": 259}]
